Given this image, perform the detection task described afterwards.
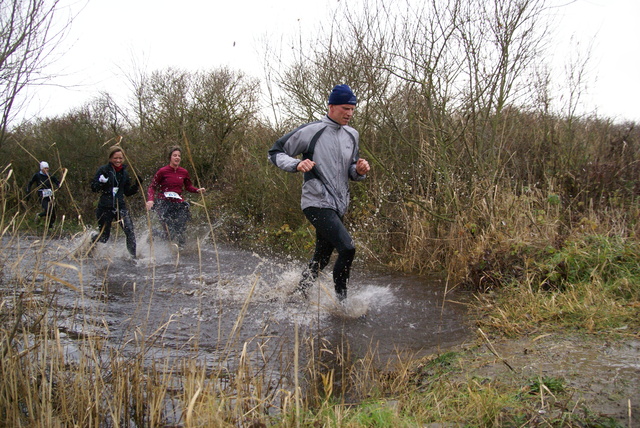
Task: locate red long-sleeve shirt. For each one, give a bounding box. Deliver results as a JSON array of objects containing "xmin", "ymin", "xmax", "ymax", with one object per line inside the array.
[{"xmin": 147, "ymin": 165, "xmax": 199, "ymax": 202}]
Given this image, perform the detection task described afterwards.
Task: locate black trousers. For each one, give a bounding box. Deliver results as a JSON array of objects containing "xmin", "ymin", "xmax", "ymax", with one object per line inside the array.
[
  {"xmin": 302, "ymin": 207, "xmax": 356, "ymax": 297},
  {"xmin": 154, "ymin": 199, "xmax": 191, "ymax": 245},
  {"xmin": 94, "ymin": 206, "xmax": 136, "ymax": 257},
  {"xmin": 38, "ymin": 196, "xmax": 56, "ymax": 228}
]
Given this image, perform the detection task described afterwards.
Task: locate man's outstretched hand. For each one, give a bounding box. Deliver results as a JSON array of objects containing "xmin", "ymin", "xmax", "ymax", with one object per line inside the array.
[{"xmin": 356, "ymin": 158, "xmax": 370, "ymax": 176}]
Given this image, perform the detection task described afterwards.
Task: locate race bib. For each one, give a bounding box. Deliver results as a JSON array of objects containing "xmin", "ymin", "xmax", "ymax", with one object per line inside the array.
[
  {"xmin": 41, "ymin": 189, "xmax": 53, "ymax": 198},
  {"xmin": 164, "ymin": 191, "xmax": 182, "ymax": 200}
]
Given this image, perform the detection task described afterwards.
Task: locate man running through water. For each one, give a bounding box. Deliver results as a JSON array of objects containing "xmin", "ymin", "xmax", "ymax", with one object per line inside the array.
[{"xmin": 268, "ymin": 84, "xmax": 370, "ymax": 301}]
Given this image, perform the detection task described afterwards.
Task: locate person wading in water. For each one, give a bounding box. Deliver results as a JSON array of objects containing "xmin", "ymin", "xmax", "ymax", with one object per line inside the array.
[
  {"xmin": 268, "ymin": 84, "xmax": 370, "ymax": 301},
  {"xmin": 146, "ymin": 146, "xmax": 205, "ymax": 249},
  {"xmin": 90, "ymin": 146, "xmax": 140, "ymax": 259}
]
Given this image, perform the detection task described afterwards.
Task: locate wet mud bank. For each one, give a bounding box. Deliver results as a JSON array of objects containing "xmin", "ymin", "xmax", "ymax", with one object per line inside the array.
[{"xmin": 451, "ymin": 333, "xmax": 640, "ymax": 425}]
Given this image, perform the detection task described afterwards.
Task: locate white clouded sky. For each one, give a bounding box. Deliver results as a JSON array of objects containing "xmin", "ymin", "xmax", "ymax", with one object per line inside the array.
[
  {"xmin": 18, "ymin": 0, "xmax": 640, "ymax": 123},
  {"xmin": 551, "ymin": 0, "xmax": 640, "ymax": 122},
  {"xmin": 21, "ymin": 0, "xmax": 327, "ymax": 119}
]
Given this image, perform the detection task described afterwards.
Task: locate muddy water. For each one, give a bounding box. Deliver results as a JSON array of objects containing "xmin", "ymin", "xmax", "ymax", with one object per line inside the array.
[{"xmin": 6, "ymin": 232, "xmax": 471, "ymax": 371}]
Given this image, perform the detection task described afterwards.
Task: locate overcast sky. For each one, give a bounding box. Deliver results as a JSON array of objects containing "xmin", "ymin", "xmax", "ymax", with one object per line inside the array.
[{"xmin": 18, "ymin": 0, "xmax": 640, "ymax": 124}]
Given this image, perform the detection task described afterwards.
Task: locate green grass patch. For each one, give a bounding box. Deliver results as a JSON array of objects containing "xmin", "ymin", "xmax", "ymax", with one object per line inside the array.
[
  {"xmin": 474, "ymin": 234, "xmax": 640, "ymax": 335},
  {"xmin": 527, "ymin": 376, "xmax": 565, "ymax": 395},
  {"xmin": 538, "ymin": 235, "xmax": 640, "ymax": 297}
]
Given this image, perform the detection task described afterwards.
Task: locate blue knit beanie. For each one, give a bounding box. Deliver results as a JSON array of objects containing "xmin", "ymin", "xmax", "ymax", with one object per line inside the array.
[{"xmin": 328, "ymin": 84, "xmax": 357, "ymax": 105}]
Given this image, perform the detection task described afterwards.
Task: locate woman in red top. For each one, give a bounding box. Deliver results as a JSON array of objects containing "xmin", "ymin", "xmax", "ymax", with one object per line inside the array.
[{"xmin": 146, "ymin": 146, "xmax": 205, "ymax": 247}]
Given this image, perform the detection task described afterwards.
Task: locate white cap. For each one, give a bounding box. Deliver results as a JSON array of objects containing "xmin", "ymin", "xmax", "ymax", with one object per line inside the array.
[{"xmin": 40, "ymin": 161, "xmax": 49, "ymax": 170}]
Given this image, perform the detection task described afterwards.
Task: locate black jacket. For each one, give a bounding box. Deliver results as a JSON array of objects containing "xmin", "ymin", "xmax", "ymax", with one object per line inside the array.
[
  {"xmin": 26, "ymin": 171, "xmax": 60, "ymax": 199},
  {"xmin": 90, "ymin": 164, "xmax": 139, "ymax": 210}
]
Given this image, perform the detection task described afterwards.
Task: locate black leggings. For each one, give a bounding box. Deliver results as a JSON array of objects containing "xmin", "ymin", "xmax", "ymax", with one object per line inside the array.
[
  {"xmin": 94, "ymin": 207, "xmax": 136, "ymax": 257},
  {"xmin": 303, "ymin": 207, "xmax": 356, "ymax": 295},
  {"xmin": 38, "ymin": 197, "xmax": 56, "ymax": 228},
  {"xmin": 154, "ymin": 199, "xmax": 191, "ymax": 245}
]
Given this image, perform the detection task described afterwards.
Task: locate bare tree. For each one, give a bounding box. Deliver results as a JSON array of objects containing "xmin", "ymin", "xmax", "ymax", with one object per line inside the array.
[
  {"xmin": 133, "ymin": 67, "xmax": 191, "ymax": 142},
  {"xmin": 0, "ymin": 0, "xmax": 67, "ymax": 146},
  {"xmin": 129, "ymin": 66, "xmax": 260, "ymax": 180}
]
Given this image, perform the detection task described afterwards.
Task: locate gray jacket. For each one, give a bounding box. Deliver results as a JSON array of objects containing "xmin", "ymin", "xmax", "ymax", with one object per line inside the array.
[{"xmin": 268, "ymin": 116, "xmax": 365, "ymax": 216}]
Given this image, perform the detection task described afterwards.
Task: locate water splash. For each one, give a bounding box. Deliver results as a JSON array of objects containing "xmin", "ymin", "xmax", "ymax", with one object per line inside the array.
[{"xmin": 6, "ymin": 234, "xmax": 471, "ymax": 366}]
